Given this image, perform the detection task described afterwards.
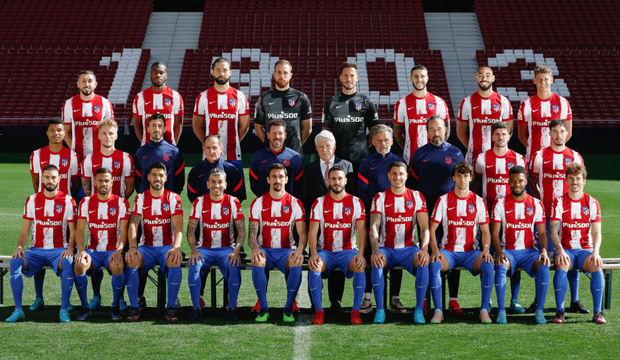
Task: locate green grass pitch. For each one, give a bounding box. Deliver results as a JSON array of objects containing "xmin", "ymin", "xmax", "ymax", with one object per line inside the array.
[{"xmin": 0, "ymin": 159, "xmax": 619, "ymax": 359}]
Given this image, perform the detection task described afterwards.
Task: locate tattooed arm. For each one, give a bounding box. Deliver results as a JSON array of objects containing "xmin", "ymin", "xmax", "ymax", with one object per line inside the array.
[
  {"xmin": 227, "ymin": 219, "xmax": 246, "ymax": 266},
  {"xmin": 248, "ymin": 220, "xmax": 265, "ymax": 265},
  {"xmin": 550, "ymin": 220, "xmax": 569, "ymax": 266},
  {"xmin": 368, "ymin": 213, "xmax": 385, "ymax": 268},
  {"xmin": 186, "ymin": 218, "xmax": 202, "ymax": 266}
]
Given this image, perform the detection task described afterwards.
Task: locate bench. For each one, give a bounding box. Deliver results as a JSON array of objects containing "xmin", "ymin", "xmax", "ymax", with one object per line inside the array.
[{"xmin": 2, "ymin": 255, "xmax": 619, "ymax": 317}]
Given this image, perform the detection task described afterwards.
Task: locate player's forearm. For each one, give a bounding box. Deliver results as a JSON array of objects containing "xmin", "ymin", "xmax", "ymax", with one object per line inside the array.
[
  {"xmin": 393, "ymin": 126, "xmax": 405, "ymax": 149},
  {"xmin": 187, "ymin": 219, "xmax": 199, "ymax": 253},
  {"xmin": 133, "ymin": 117, "xmax": 143, "ymax": 142},
  {"xmin": 238, "ymin": 117, "xmax": 250, "ymax": 141},
  {"xmin": 192, "ymin": 116, "xmax": 205, "ymax": 141},
  {"xmin": 297, "ymin": 234, "xmax": 308, "ymax": 252},
  {"xmin": 82, "ymin": 178, "xmax": 92, "ymax": 197},
  {"xmin": 67, "ymin": 222, "xmax": 77, "ymax": 249},
  {"xmin": 254, "ymin": 123, "xmax": 266, "ymax": 142},
  {"xmin": 517, "ymin": 125, "xmax": 528, "ymax": 148},
  {"xmin": 369, "ymin": 214, "xmax": 381, "ymax": 255},
  {"xmin": 64, "ymin": 133, "xmax": 72, "ymax": 148},
  {"xmin": 591, "ymin": 223, "xmax": 602, "ymax": 255},
  {"xmin": 234, "ymin": 219, "xmax": 246, "ymax": 250},
  {"xmin": 16, "ymin": 232, "xmax": 30, "ymax": 250},
  {"xmin": 125, "ymin": 178, "xmax": 135, "ymax": 199},
  {"xmin": 549, "ymin": 221, "xmax": 563, "ymax": 252},
  {"xmin": 174, "ymin": 116, "xmax": 183, "ymax": 144},
  {"xmin": 300, "ymin": 119, "xmax": 312, "ymax": 144},
  {"xmin": 429, "ymin": 222, "xmax": 440, "ymax": 252},
  {"xmin": 247, "ymin": 221, "xmax": 260, "ymax": 250},
  {"xmin": 76, "ymin": 221, "xmax": 86, "ymax": 252},
  {"xmin": 128, "ymin": 216, "xmax": 140, "ymax": 248},
  {"xmin": 31, "ymin": 174, "xmax": 39, "ymax": 193},
  {"xmin": 357, "ymin": 223, "xmax": 367, "ymax": 253}
]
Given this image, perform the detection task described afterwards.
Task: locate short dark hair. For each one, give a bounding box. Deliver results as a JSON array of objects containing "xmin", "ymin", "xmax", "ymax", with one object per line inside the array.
[
  {"xmin": 549, "ymin": 119, "xmax": 567, "ymax": 131},
  {"xmin": 266, "ymin": 119, "xmax": 286, "ymax": 133},
  {"xmin": 451, "ymin": 161, "xmax": 474, "ymax": 179},
  {"xmin": 212, "ymin": 57, "xmax": 231, "ymax": 70},
  {"xmin": 148, "ymin": 113, "xmax": 166, "ymax": 128},
  {"xmin": 95, "ymin": 167, "xmax": 112, "ymax": 177},
  {"xmin": 388, "ymin": 161, "xmax": 408, "ymax": 172},
  {"xmin": 77, "ymin": 70, "xmax": 96, "ymax": 81},
  {"xmin": 509, "ymin": 165, "xmax": 527, "ymax": 177},
  {"xmin": 426, "ymin": 115, "xmax": 451, "ymax": 139},
  {"xmin": 477, "ymin": 65, "xmax": 493, "ymax": 74},
  {"xmin": 492, "ymin": 121, "xmax": 510, "ymax": 133},
  {"xmin": 151, "ymin": 62, "xmax": 167, "ymax": 71},
  {"xmin": 566, "ymin": 163, "xmax": 587, "ymax": 179},
  {"xmin": 42, "ymin": 164, "xmax": 59, "ymax": 173},
  {"xmin": 340, "ymin": 62, "xmax": 358, "ymax": 74},
  {"xmin": 209, "ymin": 167, "xmax": 227, "ymax": 180},
  {"xmin": 328, "ymin": 164, "xmax": 346, "ymax": 177},
  {"xmin": 47, "ymin": 117, "xmax": 63, "ymax": 128},
  {"xmin": 268, "ymin": 163, "xmax": 287, "ymax": 177},
  {"xmin": 410, "ymin": 65, "xmax": 427, "ymax": 75},
  {"xmin": 148, "ymin": 162, "xmax": 167, "ymax": 174}
]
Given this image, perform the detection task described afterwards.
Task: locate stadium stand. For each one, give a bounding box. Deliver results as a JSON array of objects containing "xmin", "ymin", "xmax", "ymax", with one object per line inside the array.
[
  {"xmin": 179, "ymin": 0, "xmax": 454, "ymax": 123},
  {"xmin": 474, "ymin": 0, "xmax": 620, "ymax": 124},
  {"xmin": 0, "ymin": 0, "xmax": 152, "ymax": 125}
]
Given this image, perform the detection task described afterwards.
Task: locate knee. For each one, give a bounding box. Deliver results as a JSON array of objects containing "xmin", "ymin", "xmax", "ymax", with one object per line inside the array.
[
  {"xmin": 109, "ymin": 264, "xmax": 124, "ymax": 276},
  {"xmin": 10, "ymin": 257, "xmax": 24, "ymax": 273},
  {"xmin": 253, "ymin": 258, "xmax": 266, "ymax": 268},
  {"xmin": 61, "ymin": 258, "xmax": 73, "ymax": 272}
]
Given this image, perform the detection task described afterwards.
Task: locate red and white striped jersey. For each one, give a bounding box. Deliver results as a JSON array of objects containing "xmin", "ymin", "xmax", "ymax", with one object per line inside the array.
[
  {"xmin": 249, "ymin": 192, "xmax": 305, "ymax": 249},
  {"xmin": 133, "ymin": 87, "xmax": 184, "ymax": 145},
  {"xmin": 518, "ymin": 93, "xmax": 572, "ymax": 164},
  {"xmin": 310, "ymin": 193, "xmax": 365, "ymax": 252},
  {"xmin": 550, "ymin": 193, "xmax": 600, "ymax": 250},
  {"xmin": 371, "ymin": 188, "xmax": 427, "ymax": 249},
  {"xmin": 132, "ymin": 189, "xmax": 183, "ymax": 247},
  {"xmin": 393, "ymin": 92, "xmax": 450, "ymax": 164},
  {"xmin": 458, "ymin": 92, "xmax": 513, "ymax": 164},
  {"xmin": 78, "ymin": 194, "xmax": 130, "ymax": 251},
  {"xmin": 189, "ymin": 194, "xmax": 244, "ymax": 248},
  {"xmin": 474, "ymin": 149, "xmax": 526, "ymax": 208},
  {"xmin": 23, "ymin": 191, "xmax": 76, "ymax": 249},
  {"xmin": 531, "ymin": 146, "xmax": 583, "ymax": 216},
  {"xmin": 431, "ymin": 191, "xmax": 489, "ymax": 252},
  {"xmin": 193, "ymin": 87, "xmax": 249, "ymax": 161},
  {"xmin": 491, "ymin": 195, "xmax": 545, "ymax": 250},
  {"xmin": 30, "ymin": 146, "xmax": 80, "ymax": 195},
  {"xmin": 81, "ymin": 149, "xmax": 134, "ymax": 198},
  {"xmin": 62, "ymin": 94, "xmax": 114, "ymax": 160}
]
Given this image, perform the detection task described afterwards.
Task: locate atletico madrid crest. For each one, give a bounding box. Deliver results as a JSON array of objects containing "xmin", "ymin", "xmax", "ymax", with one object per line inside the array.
[
  {"xmin": 406, "ymin": 200, "xmax": 414, "ymax": 209},
  {"xmin": 428, "ymin": 103, "xmax": 435, "ymax": 111},
  {"xmin": 162, "ymin": 203, "xmax": 170, "ymax": 212},
  {"xmin": 344, "ymin": 207, "xmax": 352, "ymax": 216},
  {"xmin": 165, "ymin": 98, "xmax": 172, "ymax": 106},
  {"xmin": 507, "ymin": 162, "xmax": 515, "ymax": 168},
  {"xmin": 223, "ymin": 207, "xmax": 230, "ymax": 216},
  {"xmin": 553, "ymin": 105, "xmax": 559, "ymax": 113},
  {"xmin": 565, "ymin": 157, "xmax": 572, "ymax": 165},
  {"xmin": 61, "ymin": 158, "xmax": 69, "ymax": 167},
  {"xmin": 114, "ymin": 161, "xmax": 121, "ymax": 170},
  {"xmin": 288, "ymin": 98, "xmax": 296, "ymax": 106},
  {"xmin": 445, "ymin": 157, "xmax": 452, "ymax": 165},
  {"xmin": 355, "ymin": 102, "xmax": 363, "ymax": 111},
  {"xmin": 493, "ymin": 103, "xmax": 500, "ymax": 112},
  {"xmin": 583, "ymin": 206, "xmax": 590, "ymax": 216},
  {"xmin": 283, "ymin": 205, "xmax": 290, "ymax": 214},
  {"xmin": 94, "ymin": 105, "xmax": 101, "ymax": 113},
  {"xmin": 526, "ymin": 207, "xmax": 534, "ymax": 216},
  {"xmin": 283, "ymin": 159, "xmax": 290, "ymax": 166},
  {"xmin": 163, "ymin": 154, "xmax": 170, "ymax": 162},
  {"xmin": 229, "ymin": 98, "xmax": 236, "ymax": 107},
  {"xmin": 56, "ymin": 204, "xmax": 63, "ymax": 213},
  {"xmin": 468, "ymin": 204, "xmax": 476, "ymax": 214},
  {"xmin": 110, "ymin": 207, "xmax": 117, "ymax": 216}
]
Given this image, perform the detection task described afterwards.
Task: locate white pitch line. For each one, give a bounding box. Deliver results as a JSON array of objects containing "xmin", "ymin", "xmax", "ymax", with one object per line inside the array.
[{"xmin": 293, "ymin": 272, "xmax": 312, "ymax": 360}]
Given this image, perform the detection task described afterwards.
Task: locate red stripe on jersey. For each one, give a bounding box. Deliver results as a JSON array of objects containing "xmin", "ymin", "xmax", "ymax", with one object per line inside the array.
[
  {"xmin": 175, "ymin": 162, "xmax": 185, "ymax": 176},
  {"xmin": 187, "ymin": 183, "xmax": 197, "ymax": 194},
  {"xmin": 249, "ymin": 167, "xmax": 259, "ymax": 180},
  {"xmin": 358, "ymin": 173, "xmax": 369, "ymax": 185},
  {"xmin": 550, "ymin": 193, "xmax": 600, "ymax": 250},
  {"xmin": 295, "ymin": 168, "xmax": 304, "ymax": 181},
  {"xmin": 232, "ymin": 179, "xmax": 243, "ymax": 192},
  {"xmin": 189, "ymin": 194, "xmax": 244, "ymax": 248}
]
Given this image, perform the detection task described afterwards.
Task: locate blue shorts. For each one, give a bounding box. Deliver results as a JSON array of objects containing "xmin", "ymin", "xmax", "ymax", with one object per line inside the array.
[
  {"xmin": 534, "ymin": 218, "xmax": 555, "ymax": 254},
  {"xmin": 22, "ymin": 247, "xmax": 69, "ymax": 277},
  {"xmin": 86, "ymin": 249, "xmax": 117, "ymax": 275},
  {"xmin": 563, "ymin": 249, "xmax": 593, "ymax": 272},
  {"xmin": 196, "ymin": 247, "xmax": 236, "ymax": 279},
  {"xmin": 441, "ymin": 250, "xmax": 481, "ymax": 276},
  {"xmin": 380, "ymin": 246, "xmax": 420, "ymax": 276},
  {"xmin": 503, "ymin": 249, "xmax": 541, "ymax": 277},
  {"xmin": 138, "ymin": 245, "xmax": 173, "ymax": 276},
  {"xmin": 263, "ymin": 248, "xmax": 295, "ymax": 275},
  {"xmin": 317, "ymin": 250, "xmax": 358, "ymax": 279}
]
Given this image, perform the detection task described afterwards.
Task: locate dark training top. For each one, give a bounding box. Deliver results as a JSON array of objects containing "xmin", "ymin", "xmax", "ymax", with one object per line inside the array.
[
  {"xmin": 254, "ymin": 87, "xmax": 312, "ymax": 157},
  {"xmin": 322, "ymin": 92, "xmax": 379, "ymax": 165}
]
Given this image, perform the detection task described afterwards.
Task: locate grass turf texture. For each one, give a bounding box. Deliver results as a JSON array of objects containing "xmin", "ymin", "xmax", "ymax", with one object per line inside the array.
[{"xmin": 0, "ymin": 160, "xmax": 619, "ymax": 359}]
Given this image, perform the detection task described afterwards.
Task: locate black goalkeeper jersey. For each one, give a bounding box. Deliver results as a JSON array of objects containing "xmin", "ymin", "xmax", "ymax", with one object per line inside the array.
[
  {"xmin": 254, "ymin": 87, "xmax": 312, "ymax": 157},
  {"xmin": 322, "ymin": 92, "xmax": 379, "ymax": 165}
]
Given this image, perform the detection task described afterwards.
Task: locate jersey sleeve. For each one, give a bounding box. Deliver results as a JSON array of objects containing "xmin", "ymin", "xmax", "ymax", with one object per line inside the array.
[
  {"xmin": 193, "ymin": 91, "xmax": 206, "ymax": 117},
  {"xmin": 476, "ymin": 196, "xmax": 490, "ymax": 225},
  {"xmin": 238, "ymin": 91, "xmax": 249, "ymax": 116},
  {"xmin": 248, "ymin": 155, "xmax": 260, "ymax": 197},
  {"xmin": 62, "ymin": 99, "xmax": 73, "ymax": 125},
  {"xmin": 131, "ymin": 194, "xmax": 143, "ymax": 217},
  {"xmin": 173, "ymin": 151, "xmax": 186, "ymax": 195},
  {"xmin": 123, "ymin": 153, "xmax": 135, "ymax": 178},
  {"xmin": 30, "ymin": 150, "xmax": 39, "ymax": 175},
  {"xmin": 173, "ymin": 91, "xmax": 184, "ymax": 116},
  {"xmin": 23, "ymin": 195, "xmax": 35, "ymax": 220},
  {"xmin": 232, "ymin": 197, "xmax": 245, "ymax": 220},
  {"xmin": 228, "ymin": 166, "xmax": 246, "ymax": 202},
  {"xmin": 517, "ymin": 101, "xmax": 526, "ymax": 124},
  {"xmin": 530, "ymin": 151, "xmax": 542, "ymax": 175},
  {"xmin": 120, "ymin": 199, "xmax": 131, "ymax": 220},
  {"xmin": 534, "ymin": 199, "xmax": 546, "ymax": 224},
  {"xmin": 439, "ymin": 96, "xmax": 450, "ymax": 121},
  {"xmin": 501, "ymin": 95, "xmax": 514, "ymax": 121},
  {"xmin": 491, "ymin": 198, "xmax": 504, "ymax": 223},
  {"xmin": 293, "ymin": 197, "xmax": 306, "ymax": 222},
  {"xmin": 393, "ymin": 98, "xmax": 406, "ymax": 125},
  {"xmin": 357, "ymin": 161, "xmax": 370, "ymax": 204},
  {"xmin": 309, "ymin": 198, "xmax": 322, "ymax": 222},
  {"xmin": 189, "ymin": 197, "xmax": 202, "ymax": 221},
  {"xmin": 354, "ymin": 196, "xmax": 367, "ymax": 221},
  {"xmin": 249, "ymin": 198, "xmax": 261, "ymax": 222},
  {"xmin": 300, "ymin": 93, "xmax": 312, "ymax": 120},
  {"xmin": 103, "ymin": 98, "xmax": 114, "ymax": 120},
  {"xmin": 322, "ymin": 100, "xmax": 334, "ymax": 129},
  {"xmin": 70, "ymin": 151, "xmax": 80, "ymax": 177},
  {"xmin": 430, "ymin": 196, "xmax": 446, "ymax": 224},
  {"xmin": 561, "ymin": 96, "xmax": 573, "ymax": 121},
  {"xmin": 77, "ymin": 198, "xmax": 88, "ymax": 219},
  {"xmin": 457, "ymin": 97, "xmax": 470, "ymax": 122},
  {"xmin": 171, "ymin": 193, "xmax": 183, "ymax": 216},
  {"xmin": 591, "ymin": 197, "xmax": 602, "ymax": 223},
  {"xmin": 254, "ymin": 96, "xmax": 266, "ymax": 125},
  {"xmin": 474, "ymin": 153, "xmax": 484, "ymax": 176},
  {"xmin": 365, "ymin": 98, "xmax": 379, "ymax": 128},
  {"xmin": 415, "ymin": 191, "xmax": 428, "ymax": 213},
  {"xmin": 67, "ymin": 197, "xmax": 77, "ymax": 222},
  {"xmin": 133, "ymin": 93, "xmax": 143, "ymax": 117},
  {"xmin": 186, "ymin": 168, "xmax": 198, "ymax": 204},
  {"xmin": 370, "ymin": 193, "xmax": 383, "ymax": 215}
]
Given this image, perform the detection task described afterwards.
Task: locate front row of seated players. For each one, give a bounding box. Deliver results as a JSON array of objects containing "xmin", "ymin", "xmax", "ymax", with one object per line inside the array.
[{"xmin": 6, "ymin": 162, "xmax": 606, "ymax": 324}]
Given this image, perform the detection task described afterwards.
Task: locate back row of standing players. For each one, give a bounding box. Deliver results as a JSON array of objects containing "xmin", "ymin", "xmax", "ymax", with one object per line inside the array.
[{"xmin": 8, "ymin": 58, "xmax": 605, "ymax": 324}]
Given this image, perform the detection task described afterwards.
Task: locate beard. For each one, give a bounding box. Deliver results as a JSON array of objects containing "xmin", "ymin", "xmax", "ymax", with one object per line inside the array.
[
  {"xmin": 478, "ymin": 83, "xmax": 492, "ymax": 91},
  {"xmin": 80, "ymin": 88, "xmax": 93, "ymax": 96},
  {"xmin": 511, "ymin": 187, "xmax": 526, "ymax": 197},
  {"xmin": 97, "ymin": 186, "xmax": 111, "ymax": 196},
  {"xmin": 151, "ymin": 182, "xmax": 164, "ymax": 191},
  {"xmin": 43, "ymin": 183, "xmax": 58, "ymax": 192},
  {"xmin": 329, "ymin": 185, "xmax": 344, "ymax": 194},
  {"xmin": 215, "ymin": 76, "xmax": 230, "ymax": 85}
]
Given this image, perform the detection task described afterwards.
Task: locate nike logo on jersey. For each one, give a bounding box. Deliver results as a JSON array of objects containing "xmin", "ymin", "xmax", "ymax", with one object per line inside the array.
[
  {"xmin": 145, "ymin": 101, "xmax": 152, "ymax": 105},
  {"xmin": 486, "ymin": 165, "xmax": 494, "ymax": 168},
  {"xmin": 36, "ymin": 207, "xmax": 44, "ymax": 210},
  {"xmin": 336, "ymin": 105, "xmax": 344, "ymax": 109},
  {"xmin": 143, "ymin": 206, "xmax": 150, "ymax": 209},
  {"xmin": 448, "ymin": 207, "xmax": 455, "ymax": 210},
  {"xmin": 423, "ymin": 159, "xmax": 430, "ymax": 162},
  {"xmin": 385, "ymin": 204, "xmax": 392, "ymax": 207},
  {"xmin": 209, "ymin": 101, "xmax": 216, "ymax": 104},
  {"xmin": 324, "ymin": 210, "xmax": 332, "ymax": 213},
  {"xmin": 473, "ymin": 106, "xmax": 480, "ymax": 109},
  {"xmin": 544, "ymin": 161, "xmax": 551, "ymax": 164},
  {"xmin": 89, "ymin": 210, "xmax": 97, "ymax": 213},
  {"xmin": 532, "ymin": 109, "xmax": 539, "ymax": 112},
  {"xmin": 142, "ymin": 156, "xmax": 149, "ymax": 159},
  {"xmin": 371, "ymin": 167, "xmax": 378, "ymax": 170},
  {"xmin": 563, "ymin": 210, "xmax": 570, "ymax": 213},
  {"xmin": 92, "ymin": 164, "xmax": 100, "ymax": 168},
  {"xmin": 408, "ymin": 107, "xmax": 414, "ymax": 110},
  {"xmin": 262, "ymin": 209, "xmax": 270, "ymax": 211},
  {"xmin": 269, "ymin": 101, "xmax": 277, "ymax": 105},
  {"xmin": 74, "ymin": 109, "xmax": 80, "ymax": 112},
  {"xmin": 506, "ymin": 210, "xmax": 513, "ymax": 213},
  {"xmin": 41, "ymin": 160, "xmax": 48, "ymax": 164},
  {"xmin": 261, "ymin": 160, "xmax": 269, "ymax": 163},
  {"xmin": 198, "ymin": 174, "xmax": 204, "ymax": 177}
]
